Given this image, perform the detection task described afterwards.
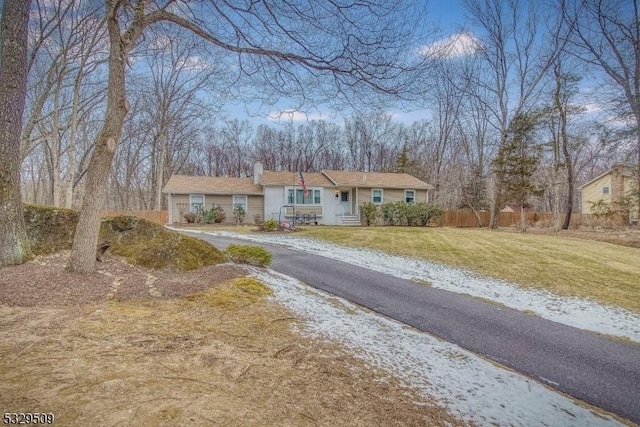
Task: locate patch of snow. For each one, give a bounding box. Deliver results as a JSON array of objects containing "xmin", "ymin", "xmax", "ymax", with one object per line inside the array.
[
  {"xmin": 251, "ymin": 267, "xmax": 621, "ymax": 426},
  {"xmin": 184, "ymin": 229, "xmax": 640, "ymax": 342}
]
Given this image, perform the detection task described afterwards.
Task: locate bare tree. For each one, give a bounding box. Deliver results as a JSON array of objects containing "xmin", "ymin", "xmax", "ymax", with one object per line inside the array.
[
  {"xmin": 566, "ymin": 0, "xmax": 640, "ymax": 208},
  {"xmin": 463, "ymin": 0, "xmax": 562, "ymax": 227},
  {"xmin": 0, "ymin": 0, "xmax": 33, "ymax": 266},
  {"xmin": 68, "ymin": 0, "xmax": 426, "ymax": 273},
  {"xmin": 544, "ymin": 60, "xmax": 583, "ymax": 231}
]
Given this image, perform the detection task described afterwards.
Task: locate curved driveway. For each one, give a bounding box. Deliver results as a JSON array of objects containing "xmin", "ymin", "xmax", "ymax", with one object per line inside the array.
[{"xmin": 186, "ymin": 231, "xmax": 640, "ymax": 424}]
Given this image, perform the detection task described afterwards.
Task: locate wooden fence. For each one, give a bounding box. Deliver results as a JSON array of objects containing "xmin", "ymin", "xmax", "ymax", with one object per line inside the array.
[
  {"xmin": 100, "ymin": 210, "xmax": 168, "ymax": 225},
  {"xmin": 440, "ymin": 210, "xmax": 588, "ymax": 228}
]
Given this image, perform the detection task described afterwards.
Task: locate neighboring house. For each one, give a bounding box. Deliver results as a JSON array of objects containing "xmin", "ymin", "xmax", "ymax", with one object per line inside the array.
[
  {"xmin": 501, "ymin": 204, "xmax": 535, "ymax": 214},
  {"xmin": 579, "ymin": 164, "xmax": 639, "ymax": 222},
  {"xmin": 163, "ymin": 162, "xmax": 433, "ymax": 225}
]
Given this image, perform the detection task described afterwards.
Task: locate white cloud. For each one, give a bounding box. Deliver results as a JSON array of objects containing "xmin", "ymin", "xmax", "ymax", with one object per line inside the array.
[
  {"xmin": 267, "ymin": 110, "xmax": 333, "ymax": 123},
  {"xmin": 388, "ymin": 109, "xmax": 433, "ymax": 123},
  {"xmin": 417, "ymin": 32, "xmax": 483, "ymax": 58},
  {"xmin": 577, "ymin": 103, "xmax": 601, "ymax": 115}
]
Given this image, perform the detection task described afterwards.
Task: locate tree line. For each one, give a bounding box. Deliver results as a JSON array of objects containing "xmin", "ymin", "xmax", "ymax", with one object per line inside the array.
[{"xmin": 1, "ymin": 0, "xmax": 638, "ymax": 270}]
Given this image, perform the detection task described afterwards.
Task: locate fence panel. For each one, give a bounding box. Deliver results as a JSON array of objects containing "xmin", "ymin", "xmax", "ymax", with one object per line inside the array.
[
  {"xmin": 100, "ymin": 210, "xmax": 168, "ymax": 225},
  {"xmin": 440, "ymin": 210, "xmax": 589, "ymax": 228}
]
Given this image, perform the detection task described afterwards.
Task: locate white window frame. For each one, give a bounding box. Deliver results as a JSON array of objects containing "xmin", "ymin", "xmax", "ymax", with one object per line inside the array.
[
  {"xmin": 372, "ymin": 189, "xmax": 383, "ymax": 205},
  {"xmin": 189, "ymin": 194, "xmax": 205, "ymax": 212},
  {"xmin": 285, "ymin": 187, "xmax": 322, "ymax": 205},
  {"xmin": 233, "ymin": 194, "xmax": 248, "ymax": 212},
  {"xmin": 405, "ymin": 189, "xmax": 415, "ymax": 204}
]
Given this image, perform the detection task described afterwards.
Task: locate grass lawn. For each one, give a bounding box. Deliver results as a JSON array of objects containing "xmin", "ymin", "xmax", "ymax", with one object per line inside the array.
[{"xmin": 298, "ymin": 226, "xmax": 640, "ymax": 313}]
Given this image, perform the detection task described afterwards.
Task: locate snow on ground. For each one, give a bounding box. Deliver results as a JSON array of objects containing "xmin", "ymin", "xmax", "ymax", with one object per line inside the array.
[
  {"xmin": 193, "ymin": 230, "xmax": 640, "ymax": 342},
  {"xmin": 250, "ymin": 267, "xmax": 621, "ymax": 426}
]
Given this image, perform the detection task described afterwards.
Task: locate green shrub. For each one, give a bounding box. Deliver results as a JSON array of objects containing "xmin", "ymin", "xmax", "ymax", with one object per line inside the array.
[
  {"xmin": 225, "ymin": 244, "xmax": 272, "ymax": 267},
  {"xmin": 263, "ymin": 219, "xmax": 278, "ymax": 232},
  {"xmin": 381, "ymin": 202, "xmax": 398, "ymax": 225},
  {"xmin": 233, "ymin": 205, "xmax": 246, "ymax": 224},
  {"xmin": 413, "ymin": 202, "xmax": 443, "ymax": 226},
  {"xmin": 359, "ymin": 202, "xmax": 379, "ymax": 226},
  {"xmin": 201, "ymin": 205, "xmax": 226, "ymax": 224},
  {"xmin": 377, "ymin": 201, "xmax": 443, "ymax": 227}
]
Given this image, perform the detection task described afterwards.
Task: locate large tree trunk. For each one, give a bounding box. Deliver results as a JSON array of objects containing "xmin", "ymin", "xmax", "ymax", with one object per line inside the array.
[
  {"xmin": 0, "ymin": 0, "xmax": 33, "ymax": 266},
  {"xmin": 67, "ymin": 8, "xmax": 129, "ymax": 273},
  {"xmin": 561, "ymin": 138, "xmax": 575, "ymax": 230},
  {"xmin": 552, "ymin": 174, "xmax": 562, "ymax": 232}
]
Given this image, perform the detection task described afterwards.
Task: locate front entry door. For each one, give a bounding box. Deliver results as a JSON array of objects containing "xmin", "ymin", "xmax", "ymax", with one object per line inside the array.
[{"xmin": 340, "ymin": 191, "xmax": 350, "ymax": 214}]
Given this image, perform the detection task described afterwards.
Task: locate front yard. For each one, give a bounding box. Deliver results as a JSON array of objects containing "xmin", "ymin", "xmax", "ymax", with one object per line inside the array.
[
  {"xmin": 296, "ymin": 226, "xmax": 640, "ymax": 313},
  {"xmin": 0, "ymin": 252, "xmax": 457, "ymax": 426}
]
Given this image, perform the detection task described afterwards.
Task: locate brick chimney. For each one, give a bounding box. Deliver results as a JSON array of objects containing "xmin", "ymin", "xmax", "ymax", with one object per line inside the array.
[
  {"xmin": 610, "ymin": 163, "xmax": 626, "ymax": 212},
  {"xmin": 253, "ymin": 161, "xmax": 264, "ymax": 185}
]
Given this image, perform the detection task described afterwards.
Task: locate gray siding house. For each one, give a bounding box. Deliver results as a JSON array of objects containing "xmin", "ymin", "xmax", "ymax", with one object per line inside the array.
[{"xmin": 163, "ymin": 162, "xmax": 433, "ymax": 225}]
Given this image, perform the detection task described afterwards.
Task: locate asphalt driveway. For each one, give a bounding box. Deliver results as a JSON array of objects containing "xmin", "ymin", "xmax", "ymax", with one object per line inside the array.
[{"xmin": 184, "ymin": 231, "xmax": 640, "ymax": 424}]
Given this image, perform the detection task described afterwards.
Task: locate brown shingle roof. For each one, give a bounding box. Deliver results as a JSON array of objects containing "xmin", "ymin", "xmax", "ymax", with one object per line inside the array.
[
  {"xmin": 259, "ymin": 171, "xmax": 335, "ymax": 187},
  {"xmin": 162, "ymin": 175, "xmax": 263, "ymax": 194},
  {"xmin": 322, "ymin": 170, "xmax": 432, "ymax": 189}
]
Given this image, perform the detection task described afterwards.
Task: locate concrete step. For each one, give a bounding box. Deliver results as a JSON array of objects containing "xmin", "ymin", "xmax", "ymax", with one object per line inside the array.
[{"xmin": 340, "ymin": 215, "xmax": 361, "ymax": 225}]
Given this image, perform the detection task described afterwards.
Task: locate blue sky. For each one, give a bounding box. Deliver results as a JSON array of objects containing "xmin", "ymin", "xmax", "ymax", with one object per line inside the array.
[
  {"xmin": 217, "ymin": 0, "xmax": 611, "ymax": 129},
  {"xmin": 217, "ymin": 0, "xmax": 471, "ymax": 128}
]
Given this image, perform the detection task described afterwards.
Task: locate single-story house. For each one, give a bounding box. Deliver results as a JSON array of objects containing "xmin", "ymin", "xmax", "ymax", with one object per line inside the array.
[
  {"xmin": 162, "ymin": 162, "xmax": 433, "ymax": 225},
  {"xmin": 501, "ymin": 204, "xmax": 535, "ymax": 214},
  {"xmin": 579, "ymin": 164, "xmax": 639, "ymax": 222}
]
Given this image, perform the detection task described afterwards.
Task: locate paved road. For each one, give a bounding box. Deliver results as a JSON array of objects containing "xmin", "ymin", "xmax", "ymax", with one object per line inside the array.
[{"xmin": 186, "ymin": 231, "xmax": 640, "ymax": 424}]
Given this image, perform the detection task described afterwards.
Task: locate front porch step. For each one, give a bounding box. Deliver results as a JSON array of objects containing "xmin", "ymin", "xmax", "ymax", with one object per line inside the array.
[{"xmin": 340, "ymin": 215, "xmax": 361, "ymax": 226}]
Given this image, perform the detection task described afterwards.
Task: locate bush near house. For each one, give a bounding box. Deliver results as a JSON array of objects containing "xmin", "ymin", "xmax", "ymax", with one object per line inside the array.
[
  {"xmin": 263, "ymin": 219, "xmax": 278, "ymax": 232},
  {"xmin": 360, "ymin": 202, "xmax": 379, "ymax": 226},
  {"xmin": 184, "ymin": 211, "xmax": 197, "ymax": 223},
  {"xmin": 366, "ymin": 201, "xmax": 443, "ymax": 227},
  {"xmin": 201, "ymin": 205, "xmax": 226, "ymax": 224},
  {"xmin": 233, "ymin": 205, "xmax": 246, "ymax": 225}
]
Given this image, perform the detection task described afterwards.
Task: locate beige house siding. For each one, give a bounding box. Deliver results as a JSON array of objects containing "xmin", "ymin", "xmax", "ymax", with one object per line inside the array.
[
  {"xmin": 356, "ymin": 188, "xmax": 427, "ymax": 206},
  {"xmin": 581, "ymin": 175, "xmax": 612, "ymax": 214},
  {"xmin": 581, "ymin": 171, "xmax": 639, "ymax": 220},
  {"xmin": 171, "ymin": 194, "xmax": 190, "ymax": 222},
  {"xmin": 169, "ymin": 193, "xmax": 263, "ymax": 223}
]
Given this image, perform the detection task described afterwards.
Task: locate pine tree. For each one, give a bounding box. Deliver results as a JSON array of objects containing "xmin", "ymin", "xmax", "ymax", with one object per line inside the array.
[
  {"xmin": 394, "ymin": 144, "xmax": 412, "ymax": 173},
  {"xmin": 492, "ymin": 113, "xmax": 541, "ymax": 231}
]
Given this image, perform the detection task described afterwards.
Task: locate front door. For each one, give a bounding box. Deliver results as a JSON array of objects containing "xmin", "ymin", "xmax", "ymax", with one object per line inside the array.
[{"xmin": 340, "ymin": 190, "xmax": 350, "ymax": 215}]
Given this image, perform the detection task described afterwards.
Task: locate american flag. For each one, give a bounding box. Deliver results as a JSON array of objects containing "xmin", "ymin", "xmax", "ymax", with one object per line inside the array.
[{"xmin": 297, "ymin": 171, "xmax": 309, "ymax": 197}]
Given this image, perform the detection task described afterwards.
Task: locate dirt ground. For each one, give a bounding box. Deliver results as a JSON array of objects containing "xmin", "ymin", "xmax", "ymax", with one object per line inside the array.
[{"xmin": 0, "ymin": 252, "xmax": 463, "ymax": 426}]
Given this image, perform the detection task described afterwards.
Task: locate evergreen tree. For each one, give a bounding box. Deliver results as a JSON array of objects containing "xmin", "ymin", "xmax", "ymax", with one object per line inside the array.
[
  {"xmin": 492, "ymin": 113, "xmax": 542, "ymax": 231},
  {"xmin": 394, "ymin": 143, "xmax": 416, "ymax": 174}
]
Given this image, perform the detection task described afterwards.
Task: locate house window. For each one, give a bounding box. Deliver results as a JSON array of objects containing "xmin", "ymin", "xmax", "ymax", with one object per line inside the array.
[
  {"xmin": 372, "ymin": 189, "xmax": 383, "ymax": 204},
  {"xmin": 233, "ymin": 195, "xmax": 247, "ymax": 212},
  {"xmin": 287, "ymin": 188, "xmax": 321, "ymax": 205},
  {"xmin": 405, "ymin": 190, "xmax": 415, "ymax": 204},
  {"xmin": 189, "ymin": 194, "xmax": 204, "ymax": 212},
  {"xmin": 603, "ymin": 186, "xmax": 610, "ymax": 195}
]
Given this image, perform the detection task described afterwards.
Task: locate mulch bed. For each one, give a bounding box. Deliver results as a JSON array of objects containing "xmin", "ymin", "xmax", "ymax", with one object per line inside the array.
[{"xmin": 0, "ymin": 251, "xmax": 247, "ymax": 307}]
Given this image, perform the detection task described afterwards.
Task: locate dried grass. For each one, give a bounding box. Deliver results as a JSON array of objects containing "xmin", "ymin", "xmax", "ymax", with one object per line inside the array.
[
  {"xmin": 300, "ymin": 226, "xmax": 640, "ymax": 312},
  {"xmin": 0, "ymin": 263, "xmax": 462, "ymax": 426}
]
